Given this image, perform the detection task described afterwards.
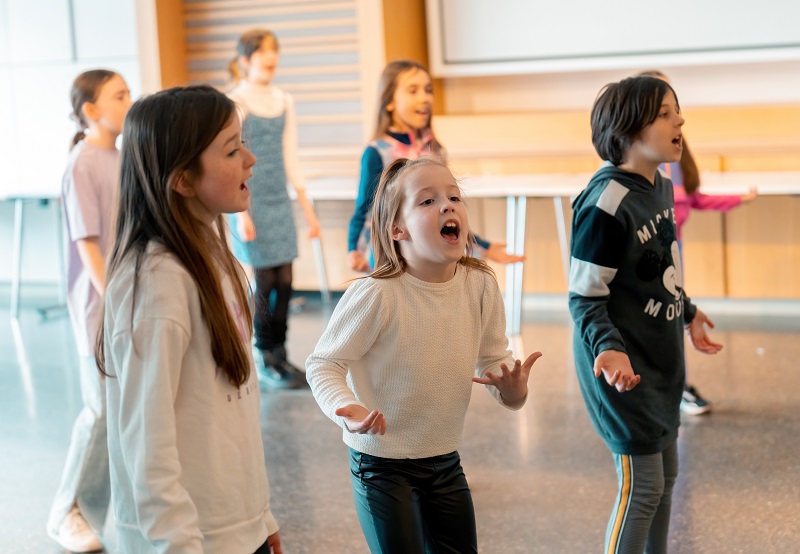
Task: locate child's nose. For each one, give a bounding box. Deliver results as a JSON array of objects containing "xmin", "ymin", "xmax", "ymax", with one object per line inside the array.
[{"xmin": 245, "ymin": 148, "xmax": 257, "ymax": 167}]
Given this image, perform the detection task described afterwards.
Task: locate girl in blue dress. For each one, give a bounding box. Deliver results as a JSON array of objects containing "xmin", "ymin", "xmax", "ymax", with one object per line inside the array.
[{"xmin": 228, "ymin": 29, "xmax": 320, "ymax": 389}]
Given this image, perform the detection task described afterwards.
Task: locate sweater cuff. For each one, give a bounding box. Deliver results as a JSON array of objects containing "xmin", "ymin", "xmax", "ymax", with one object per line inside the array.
[
  {"xmin": 683, "ymin": 299, "xmax": 697, "ymax": 325},
  {"xmin": 594, "ymin": 339, "xmax": 626, "ymax": 358},
  {"xmin": 499, "ymin": 392, "xmax": 527, "ymax": 411}
]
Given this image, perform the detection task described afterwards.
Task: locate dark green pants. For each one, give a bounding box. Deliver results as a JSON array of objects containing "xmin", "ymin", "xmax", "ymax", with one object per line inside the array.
[{"xmin": 349, "ymin": 448, "xmax": 478, "ymax": 554}]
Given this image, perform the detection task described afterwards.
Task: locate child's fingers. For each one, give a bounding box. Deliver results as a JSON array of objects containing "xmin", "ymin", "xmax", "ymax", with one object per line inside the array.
[
  {"xmin": 607, "ymin": 369, "xmax": 620, "ymax": 386},
  {"xmin": 521, "ymin": 352, "xmax": 543, "ymax": 370}
]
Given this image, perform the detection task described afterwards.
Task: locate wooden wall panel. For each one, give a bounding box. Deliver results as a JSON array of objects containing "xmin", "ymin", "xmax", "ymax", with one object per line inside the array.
[{"xmin": 725, "ymin": 198, "xmax": 800, "ymax": 298}]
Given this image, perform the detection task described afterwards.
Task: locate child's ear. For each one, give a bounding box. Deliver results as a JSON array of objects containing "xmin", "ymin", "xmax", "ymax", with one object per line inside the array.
[
  {"xmin": 390, "ymin": 222, "xmax": 409, "ymax": 241},
  {"xmin": 238, "ymin": 55, "xmax": 251, "ymax": 72},
  {"xmin": 171, "ymin": 171, "xmax": 196, "ymax": 199},
  {"xmin": 81, "ymin": 101, "xmax": 97, "ymax": 123}
]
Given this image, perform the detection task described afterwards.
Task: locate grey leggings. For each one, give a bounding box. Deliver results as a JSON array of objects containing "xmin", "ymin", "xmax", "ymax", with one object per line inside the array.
[{"xmin": 605, "ymin": 440, "xmax": 679, "ymax": 554}]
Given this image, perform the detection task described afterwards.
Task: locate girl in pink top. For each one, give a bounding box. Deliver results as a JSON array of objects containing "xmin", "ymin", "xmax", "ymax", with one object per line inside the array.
[
  {"xmin": 639, "ymin": 69, "xmax": 757, "ymax": 415},
  {"xmin": 662, "ymin": 129, "xmax": 757, "ymax": 415}
]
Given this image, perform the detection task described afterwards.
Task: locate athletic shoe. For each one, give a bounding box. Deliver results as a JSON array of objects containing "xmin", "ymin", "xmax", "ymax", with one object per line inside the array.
[
  {"xmin": 48, "ymin": 506, "xmax": 103, "ymax": 553},
  {"xmin": 680, "ymin": 384, "xmax": 712, "ymax": 415}
]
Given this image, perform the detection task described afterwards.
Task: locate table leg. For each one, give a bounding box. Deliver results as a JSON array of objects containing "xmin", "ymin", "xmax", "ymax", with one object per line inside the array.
[
  {"xmin": 11, "ymin": 199, "xmax": 24, "ymax": 319},
  {"xmin": 553, "ymin": 195, "xmax": 570, "ymax": 286},
  {"xmin": 308, "ymin": 199, "xmax": 332, "ymax": 307},
  {"xmin": 505, "ymin": 195, "xmax": 526, "ymax": 358}
]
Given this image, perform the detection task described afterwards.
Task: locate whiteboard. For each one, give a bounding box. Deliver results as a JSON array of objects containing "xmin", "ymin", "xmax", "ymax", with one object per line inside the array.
[
  {"xmin": 0, "ymin": 0, "xmax": 140, "ymax": 201},
  {"xmin": 426, "ymin": 0, "xmax": 800, "ymax": 77}
]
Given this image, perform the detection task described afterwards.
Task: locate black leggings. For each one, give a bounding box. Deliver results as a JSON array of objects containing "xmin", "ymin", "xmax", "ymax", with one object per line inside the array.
[
  {"xmin": 349, "ymin": 449, "xmax": 478, "ymax": 554},
  {"xmin": 253, "ymin": 537, "xmax": 271, "ymax": 553},
  {"xmin": 253, "ymin": 263, "xmax": 293, "ymax": 350}
]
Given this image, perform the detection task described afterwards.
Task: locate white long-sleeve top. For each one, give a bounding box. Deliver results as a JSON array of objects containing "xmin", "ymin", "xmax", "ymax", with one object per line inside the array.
[
  {"xmin": 228, "ymin": 80, "xmax": 306, "ymax": 193},
  {"xmin": 306, "ymin": 264, "xmax": 525, "ymax": 459},
  {"xmin": 103, "ymin": 244, "xmax": 278, "ymax": 554}
]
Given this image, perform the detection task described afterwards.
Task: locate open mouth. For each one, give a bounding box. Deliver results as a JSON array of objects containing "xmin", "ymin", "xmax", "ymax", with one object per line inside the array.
[
  {"xmin": 240, "ymin": 183, "xmax": 248, "ymax": 191},
  {"xmin": 672, "ymin": 134, "xmax": 683, "ymax": 147},
  {"xmin": 440, "ymin": 221, "xmax": 460, "ymax": 243}
]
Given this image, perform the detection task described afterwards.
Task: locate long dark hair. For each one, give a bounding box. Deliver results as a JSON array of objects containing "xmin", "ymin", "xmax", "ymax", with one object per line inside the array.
[
  {"xmin": 69, "ymin": 69, "xmax": 117, "ymax": 149},
  {"xmin": 96, "ymin": 86, "xmax": 253, "ymax": 387}
]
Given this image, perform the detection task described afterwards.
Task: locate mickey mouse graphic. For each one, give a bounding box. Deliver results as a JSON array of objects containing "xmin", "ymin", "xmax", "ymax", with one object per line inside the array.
[{"xmin": 635, "ymin": 217, "xmax": 683, "ymax": 299}]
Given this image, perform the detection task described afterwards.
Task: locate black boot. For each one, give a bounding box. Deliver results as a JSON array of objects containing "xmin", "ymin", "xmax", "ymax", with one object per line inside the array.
[
  {"xmin": 270, "ymin": 345, "xmax": 309, "ymax": 388},
  {"xmin": 255, "ymin": 346, "xmax": 306, "ymax": 390}
]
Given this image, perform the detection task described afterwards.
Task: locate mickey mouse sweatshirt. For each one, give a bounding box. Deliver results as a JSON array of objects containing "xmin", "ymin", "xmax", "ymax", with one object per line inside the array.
[{"xmin": 568, "ymin": 162, "xmax": 697, "ymax": 456}]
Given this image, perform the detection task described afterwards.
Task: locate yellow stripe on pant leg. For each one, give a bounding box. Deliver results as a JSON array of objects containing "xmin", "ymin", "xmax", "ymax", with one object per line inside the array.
[{"xmin": 607, "ymin": 455, "xmax": 632, "ymax": 554}]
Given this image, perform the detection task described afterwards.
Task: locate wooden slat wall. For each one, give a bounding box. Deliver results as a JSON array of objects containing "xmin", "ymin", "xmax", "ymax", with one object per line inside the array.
[{"xmin": 183, "ymin": 0, "xmax": 363, "ymax": 179}]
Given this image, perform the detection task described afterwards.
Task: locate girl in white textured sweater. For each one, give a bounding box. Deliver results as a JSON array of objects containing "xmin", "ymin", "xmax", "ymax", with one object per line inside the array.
[
  {"xmin": 306, "ymin": 157, "xmax": 541, "ymax": 553},
  {"xmin": 97, "ymin": 86, "xmax": 281, "ymax": 554}
]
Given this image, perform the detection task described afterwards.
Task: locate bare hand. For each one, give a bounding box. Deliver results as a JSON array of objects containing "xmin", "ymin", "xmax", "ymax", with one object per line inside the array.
[
  {"xmin": 741, "ymin": 186, "xmax": 758, "ymax": 203},
  {"xmin": 686, "ymin": 309, "xmax": 723, "ymax": 354},
  {"xmin": 307, "ymin": 216, "xmax": 321, "ymax": 239},
  {"xmin": 485, "ymin": 242, "xmax": 526, "ymax": 264},
  {"xmin": 594, "ymin": 350, "xmax": 641, "ymax": 392},
  {"xmin": 268, "ymin": 531, "xmax": 282, "ymax": 554},
  {"xmin": 237, "ymin": 213, "xmax": 256, "ymax": 242},
  {"xmin": 472, "ymin": 352, "xmax": 542, "ymax": 403},
  {"xmin": 348, "ymin": 250, "xmax": 370, "ymax": 273},
  {"xmin": 335, "ymin": 404, "xmax": 387, "ymax": 435}
]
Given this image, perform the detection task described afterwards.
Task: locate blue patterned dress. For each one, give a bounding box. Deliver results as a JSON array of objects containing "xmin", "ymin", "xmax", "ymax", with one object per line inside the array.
[{"xmin": 228, "ymin": 111, "xmax": 298, "ymax": 268}]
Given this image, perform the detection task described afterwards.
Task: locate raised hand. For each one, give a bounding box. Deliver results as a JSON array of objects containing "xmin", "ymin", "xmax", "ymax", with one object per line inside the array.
[
  {"xmin": 485, "ymin": 242, "xmax": 526, "ymax": 264},
  {"xmin": 472, "ymin": 352, "xmax": 542, "ymax": 403},
  {"xmin": 236, "ymin": 212, "xmax": 256, "ymax": 242},
  {"xmin": 335, "ymin": 404, "xmax": 387, "ymax": 435},
  {"xmin": 686, "ymin": 309, "xmax": 723, "ymax": 354},
  {"xmin": 347, "ymin": 250, "xmax": 370, "ymax": 273},
  {"xmin": 594, "ymin": 349, "xmax": 641, "ymax": 392}
]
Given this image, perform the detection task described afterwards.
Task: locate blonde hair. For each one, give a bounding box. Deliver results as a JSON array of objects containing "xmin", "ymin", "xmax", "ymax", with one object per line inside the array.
[
  {"xmin": 369, "ymin": 157, "xmax": 493, "ymax": 280},
  {"xmin": 228, "ymin": 29, "xmax": 280, "ymax": 83},
  {"xmin": 96, "ymin": 86, "xmax": 253, "ymax": 387}
]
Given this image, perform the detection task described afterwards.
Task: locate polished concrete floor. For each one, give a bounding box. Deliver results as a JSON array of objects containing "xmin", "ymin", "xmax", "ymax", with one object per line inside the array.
[{"xmin": 1, "ymin": 292, "xmax": 799, "ymax": 553}]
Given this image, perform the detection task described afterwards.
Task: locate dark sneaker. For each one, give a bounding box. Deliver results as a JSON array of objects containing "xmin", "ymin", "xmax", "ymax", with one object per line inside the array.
[
  {"xmin": 256, "ymin": 347, "xmax": 306, "ymax": 390},
  {"xmin": 681, "ymin": 384, "xmax": 712, "ymax": 415}
]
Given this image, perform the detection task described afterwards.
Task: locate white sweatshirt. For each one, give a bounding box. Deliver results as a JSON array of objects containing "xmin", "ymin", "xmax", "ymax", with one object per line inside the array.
[
  {"xmin": 306, "ymin": 264, "xmax": 525, "ymax": 459},
  {"xmin": 103, "ymin": 244, "xmax": 278, "ymax": 554}
]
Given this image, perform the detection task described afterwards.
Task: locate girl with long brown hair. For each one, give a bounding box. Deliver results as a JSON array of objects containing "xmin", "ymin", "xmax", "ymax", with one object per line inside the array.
[{"xmin": 96, "ymin": 86, "xmax": 282, "ymax": 554}]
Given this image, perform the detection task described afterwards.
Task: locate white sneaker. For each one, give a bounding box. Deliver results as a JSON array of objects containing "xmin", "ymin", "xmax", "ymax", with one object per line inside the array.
[{"xmin": 48, "ymin": 507, "xmax": 103, "ymax": 552}]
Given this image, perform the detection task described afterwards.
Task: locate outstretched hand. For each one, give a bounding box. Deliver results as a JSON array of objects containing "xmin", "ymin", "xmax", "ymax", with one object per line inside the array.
[
  {"xmin": 237, "ymin": 212, "xmax": 256, "ymax": 242},
  {"xmin": 686, "ymin": 309, "xmax": 723, "ymax": 354},
  {"xmin": 594, "ymin": 350, "xmax": 641, "ymax": 392},
  {"xmin": 335, "ymin": 404, "xmax": 387, "ymax": 435},
  {"xmin": 472, "ymin": 352, "xmax": 542, "ymax": 403},
  {"xmin": 485, "ymin": 242, "xmax": 526, "ymax": 264},
  {"xmin": 347, "ymin": 251, "xmax": 370, "ymax": 273}
]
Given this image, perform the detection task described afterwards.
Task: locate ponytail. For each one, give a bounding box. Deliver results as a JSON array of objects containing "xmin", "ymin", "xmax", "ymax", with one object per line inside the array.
[
  {"xmin": 228, "ymin": 57, "xmax": 242, "ymax": 83},
  {"xmin": 68, "ymin": 69, "xmax": 117, "ymax": 150},
  {"xmin": 70, "ymin": 129, "xmax": 87, "ymax": 150}
]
